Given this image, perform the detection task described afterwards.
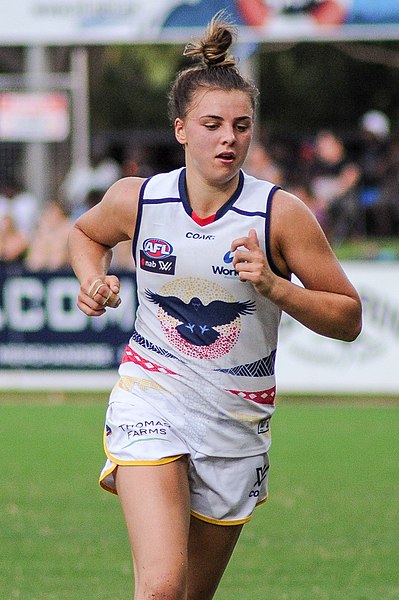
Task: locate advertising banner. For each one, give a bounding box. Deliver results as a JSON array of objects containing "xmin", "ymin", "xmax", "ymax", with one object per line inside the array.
[
  {"xmin": 0, "ymin": 262, "xmax": 399, "ymax": 396},
  {"xmin": 0, "ymin": 1, "xmax": 399, "ymax": 46},
  {"xmin": 0, "ymin": 262, "xmax": 398, "ymax": 393},
  {"xmin": 277, "ymin": 261, "xmax": 399, "ymax": 394},
  {"xmin": 0, "ymin": 269, "xmax": 136, "ymax": 371}
]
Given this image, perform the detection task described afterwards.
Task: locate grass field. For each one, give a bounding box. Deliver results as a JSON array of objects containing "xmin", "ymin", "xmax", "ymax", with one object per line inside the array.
[{"xmin": 1, "ymin": 393, "xmax": 398, "ymax": 600}]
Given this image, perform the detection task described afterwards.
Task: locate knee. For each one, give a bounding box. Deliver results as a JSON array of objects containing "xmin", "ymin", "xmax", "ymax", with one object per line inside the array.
[{"xmin": 136, "ymin": 569, "xmax": 187, "ymax": 600}]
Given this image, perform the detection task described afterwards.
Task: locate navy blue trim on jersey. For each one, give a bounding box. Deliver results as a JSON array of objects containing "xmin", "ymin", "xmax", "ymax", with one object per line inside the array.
[
  {"xmin": 130, "ymin": 328, "xmax": 182, "ymax": 363},
  {"xmin": 214, "ymin": 349, "xmax": 276, "ymax": 377},
  {"xmin": 179, "ymin": 168, "xmax": 245, "ymax": 223},
  {"xmin": 132, "ymin": 177, "xmax": 151, "ymax": 259},
  {"xmin": 143, "ymin": 197, "xmax": 182, "ymax": 206},
  {"xmin": 230, "ymin": 207, "xmax": 267, "ymax": 218},
  {"xmin": 265, "ymin": 185, "xmax": 290, "ymax": 280},
  {"xmin": 133, "ymin": 177, "xmax": 182, "ymax": 257}
]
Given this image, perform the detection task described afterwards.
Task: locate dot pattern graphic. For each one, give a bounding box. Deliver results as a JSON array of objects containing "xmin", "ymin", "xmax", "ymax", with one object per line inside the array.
[{"xmin": 156, "ymin": 277, "xmax": 242, "ymax": 359}]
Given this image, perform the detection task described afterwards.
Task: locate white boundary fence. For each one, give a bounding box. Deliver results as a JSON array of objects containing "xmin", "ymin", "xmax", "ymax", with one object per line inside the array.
[
  {"xmin": 0, "ymin": 262, "xmax": 398, "ymax": 394},
  {"xmin": 277, "ymin": 262, "xmax": 399, "ymax": 394}
]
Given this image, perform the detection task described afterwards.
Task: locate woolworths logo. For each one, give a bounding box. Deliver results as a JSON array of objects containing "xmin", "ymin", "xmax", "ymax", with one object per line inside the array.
[{"xmin": 212, "ymin": 251, "xmax": 238, "ymax": 277}]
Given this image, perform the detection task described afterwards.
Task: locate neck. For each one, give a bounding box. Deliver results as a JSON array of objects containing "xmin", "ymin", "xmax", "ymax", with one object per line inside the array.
[{"xmin": 184, "ymin": 170, "xmax": 240, "ymax": 219}]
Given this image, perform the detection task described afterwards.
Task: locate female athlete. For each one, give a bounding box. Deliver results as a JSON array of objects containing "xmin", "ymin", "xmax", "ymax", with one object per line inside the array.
[{"xmin": 68, "ymin": 12, "xmax": 362, "ymax": 600}]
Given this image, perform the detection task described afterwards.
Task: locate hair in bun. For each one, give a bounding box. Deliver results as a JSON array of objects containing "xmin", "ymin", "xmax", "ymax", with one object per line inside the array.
[
  {"xmin": 183, "ymin": 11, "xmax": 237, "ymax": 68},
  {"xmin": 168, "ymin": 11, "xmax": 258, "ymax": 122}
]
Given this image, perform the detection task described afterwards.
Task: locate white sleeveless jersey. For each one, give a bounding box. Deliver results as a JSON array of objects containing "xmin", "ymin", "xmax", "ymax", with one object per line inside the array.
[{"xmin": 120, "ymin": 167, "xmax": 285, "ymax": 457}]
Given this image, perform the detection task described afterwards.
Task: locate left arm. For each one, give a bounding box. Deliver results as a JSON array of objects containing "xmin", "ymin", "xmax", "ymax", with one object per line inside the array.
[{"xmin": 231, "ymin": 190, "xmax": 362, "ymax": 341}]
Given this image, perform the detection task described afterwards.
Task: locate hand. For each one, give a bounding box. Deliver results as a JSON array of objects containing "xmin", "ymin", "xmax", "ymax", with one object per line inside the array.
[
  {"xmin": 231, "ymin": 229, "xmax": 275, "ymax": 297},
  {"xmin": 77, "ymin": 275, "xmax": 121, "ymax": 316}
]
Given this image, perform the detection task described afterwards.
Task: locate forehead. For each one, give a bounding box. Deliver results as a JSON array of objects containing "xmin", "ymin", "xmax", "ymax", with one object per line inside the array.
[{"xmin": 187, "ymin": 88, "xmax": 253, "ymax": 118}]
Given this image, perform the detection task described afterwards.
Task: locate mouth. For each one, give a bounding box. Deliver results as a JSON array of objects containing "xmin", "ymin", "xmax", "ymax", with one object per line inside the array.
[{"xmin": 216, "ymin": 152, "xmax": 235, "ymax": 163}]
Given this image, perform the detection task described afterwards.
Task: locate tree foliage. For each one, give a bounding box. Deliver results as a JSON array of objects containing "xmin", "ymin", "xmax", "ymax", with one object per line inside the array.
[
  {"xmin": 88, "ymin": 41, "xmax": 399, "ymax": 136},
  {"xmin": 258, "ymin": 42, "xmax": 399, "ymax": 134},
  {"xmin": 90, "ymin": 44, "xmax": 184, "ymax": 131}
]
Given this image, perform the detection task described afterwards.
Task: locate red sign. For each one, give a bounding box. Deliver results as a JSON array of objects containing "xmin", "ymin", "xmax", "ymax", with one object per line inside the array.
[{"xmin": 0, "ymin": 92, "xmax": 69, "ymax": 142}]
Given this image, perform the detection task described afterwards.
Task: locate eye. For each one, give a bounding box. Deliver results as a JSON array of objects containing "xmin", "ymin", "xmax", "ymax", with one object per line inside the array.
[
  {"xmin": 204, "ymin": 122, "xmax": 219, "ymax": 130},
  {"xmin": 235, "ymin": 122, "xmax": 251, "ymax": 133}
]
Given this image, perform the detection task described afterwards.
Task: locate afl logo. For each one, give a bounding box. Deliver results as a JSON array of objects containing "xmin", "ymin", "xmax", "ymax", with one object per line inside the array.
[{"xmin": 143, "ymin": 238, "xmax": 173, "ymax": 259}]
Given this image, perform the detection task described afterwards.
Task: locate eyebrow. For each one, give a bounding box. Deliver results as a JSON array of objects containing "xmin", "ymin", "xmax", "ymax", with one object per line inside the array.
[{"xmin": 199, "ymin": 115, "xmax": 252, "ymax": 121}]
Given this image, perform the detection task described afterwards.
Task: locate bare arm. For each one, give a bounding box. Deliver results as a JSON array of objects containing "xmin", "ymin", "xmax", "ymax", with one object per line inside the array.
[
  {"xmin": 68, "ymin": 176, "xmax": 143, "ymax": 316},
  {"xmin": 232, "ymin": 190, "xmax": 362, "ymax": 341}
]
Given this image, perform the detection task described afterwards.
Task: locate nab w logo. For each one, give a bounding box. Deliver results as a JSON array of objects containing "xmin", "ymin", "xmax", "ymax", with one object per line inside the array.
[
  {"xmin": 158, "ymin": 261, "xmax": 173, "ymax": 272},
  {"xmin": 139, "ymin": 251, "xmax": 176, "ymax": 275}
]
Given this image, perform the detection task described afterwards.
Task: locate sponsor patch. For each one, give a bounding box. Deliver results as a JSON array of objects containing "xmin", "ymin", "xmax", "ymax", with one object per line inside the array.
[
  {"xmin": 139, "ymin": 250, "xmax": 176, "ymax": 275},
  {"xmin": 142, "ymin": 238, "xmax": 173, "ymax": 258},
  {"xmin": 258, "ymin": 417, "xmax": 271, "ymax": 434}
]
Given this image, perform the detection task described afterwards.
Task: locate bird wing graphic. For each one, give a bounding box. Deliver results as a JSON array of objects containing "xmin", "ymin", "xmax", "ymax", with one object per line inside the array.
[
  {"xmin": 145, "ymin": 289, "xmax": 192, "ymax": 322},
  {"xmin": 146, "ymin": 290, "xmax": 255, "ymax": 328},
  {"xmin": 199, "ymin": 299, "xmax": 256, "ymax": 327}
]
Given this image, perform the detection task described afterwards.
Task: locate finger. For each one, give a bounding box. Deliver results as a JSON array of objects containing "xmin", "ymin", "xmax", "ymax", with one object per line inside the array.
[
  {"xmin": 246, "ymin": 229, "xmax": 260, "ymax": 249},
  {"xmin": 231, "ymin": 236, "xmax": 248, "ymax": 253},
  {"xmin": 77, "ymin": 297, "xmax": 106, "ymax": 317},
  {"xmin": 231, "ymin": 229, "xmax": 260, "ymax": 253},
  {"xmin": 102, "ymin": 276, "xmax": 121, "ymax": 308},
  {"xmin": 102, "ymin": 290, "xmax": 121, "ymax": 308},
  {"xmin": 84, "ymin": 279, "xmax": 110, "ymax": 308},
  {"xmin": 106, "ymin": 276, "xmax": 121, "ymax": 296},
  {"xmin": 101, "ymin": 290, "xmax": 113, "ymax": 306},
  {"xmin": 87, "ymin": 278, "xmax": 105, "ymax": 297}
]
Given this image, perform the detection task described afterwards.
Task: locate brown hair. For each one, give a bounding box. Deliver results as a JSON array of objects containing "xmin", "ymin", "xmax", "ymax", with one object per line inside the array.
[{"xmin": 167, "ymin": 11, "xmax": 259, "ymax": 122}]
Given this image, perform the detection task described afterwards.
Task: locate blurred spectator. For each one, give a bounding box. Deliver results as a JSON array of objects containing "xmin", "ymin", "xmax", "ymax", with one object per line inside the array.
[
  {"xmin": 243, "ymin": 140, "xmax": 284, "ymax": 185},
  {"xmin": 355, "ymin": 110, "xmax": 392, "ymax": 235},
  {"xmin": 310, "ymin": 130, "xmax": 358, "ymax": 206},
  {"xmin": 59, "ymin": 149, "xmax": 122, "ymax": 215},
  {"xmin": 0, "ymin": 214, "xmax": 29, "ymax": 263},
  {"xmin": 362, "ymin": 135, "xmax": 399, "ymax": 236},
  {"xmin": 0, "ymin": 177, "xmax": 40, "ymax": 239},
  {"xmin": 325, "ymin": 162, "xmax": 363, "ymax": 243},
  {"xmin": 120, "ymin": 147, "xmax": 155, "ymax": 178},
  {"xmin": 360, "ymin": 110, "xmax": 390, "ymax": 142},
  {"xmin": 24, "ymin": 201, "xmax": 72, "ymax": 272},
  {"xmin": 70, "ymin": 187, "xmax": 106, "ymax": 220},
  {"xmin": 309, "ymin": 130, "xmax": 363, "ymax": 241}
]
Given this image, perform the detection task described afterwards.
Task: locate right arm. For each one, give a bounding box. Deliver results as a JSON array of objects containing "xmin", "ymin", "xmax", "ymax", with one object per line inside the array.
[{"xmin": 68, "ymin": 176, "xmax": 144, "ymax": 316}]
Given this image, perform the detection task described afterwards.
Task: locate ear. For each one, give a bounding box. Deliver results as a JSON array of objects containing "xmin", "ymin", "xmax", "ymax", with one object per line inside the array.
[{"xmin": 174, "ymin": 118, "xmax": 187, "ymax": 145}]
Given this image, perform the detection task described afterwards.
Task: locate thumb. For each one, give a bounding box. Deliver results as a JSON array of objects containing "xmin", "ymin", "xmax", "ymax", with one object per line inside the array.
[
  {"xmin": 105, "ymin": 275, "xmax": 120, "ymax": 294},
  {"xmin": 248, "ymin": 229, "xmax": 260, "ymax": 247}
]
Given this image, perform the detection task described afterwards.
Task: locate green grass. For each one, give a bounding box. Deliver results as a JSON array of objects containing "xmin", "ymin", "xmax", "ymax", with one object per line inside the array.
[
  {"xmin": 1, "ymin": 395, "xmax": 398, "ymax": 599},
  {"xmin": 333, "ymin": 237, "xmax": 399, "ymax": 261}
]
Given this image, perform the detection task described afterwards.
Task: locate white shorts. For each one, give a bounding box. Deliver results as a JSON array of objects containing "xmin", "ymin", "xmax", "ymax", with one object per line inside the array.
[{"xmin": 99, "ymin": 381, "xmax": 270, "ymax": 525}]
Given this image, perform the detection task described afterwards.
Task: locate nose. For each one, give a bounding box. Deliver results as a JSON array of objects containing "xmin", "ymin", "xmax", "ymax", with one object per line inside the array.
[{"xmin": 221, "ymin": 124, "xmax": 236, "ymax": 145}]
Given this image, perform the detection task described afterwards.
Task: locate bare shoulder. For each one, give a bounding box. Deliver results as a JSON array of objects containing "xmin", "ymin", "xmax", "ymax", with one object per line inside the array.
[
  {"xmin": 270, "ymin": 189, "xmax": 356, "ymax": 293},
  {"xmin": 269, "ymin": 189, "xmax": 325, "ymax": 270},
  {"xmin": 101, "ymin": 176, "xmax": 145, "ymax": 211},
  {"xmin": 271, "ymin": 188, "xmax": 317, "ymax": 225},
  {"xmin": 75, "ymin": 176, "xmax": 145, "ymax": 246}
]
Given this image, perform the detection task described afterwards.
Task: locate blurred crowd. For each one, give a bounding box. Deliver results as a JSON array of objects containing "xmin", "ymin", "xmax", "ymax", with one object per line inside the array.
[
  {"xmin": 249, "ymin": 109, "xmax": 399, "ymax": 246},
  {"xmin": 1, "ymin": 109, "xmax": 398, "ymax": 273}
]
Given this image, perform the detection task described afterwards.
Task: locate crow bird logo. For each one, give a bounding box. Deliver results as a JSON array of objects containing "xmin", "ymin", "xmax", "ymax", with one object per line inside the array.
[{"xmin": 145, "ymin": 289, "xmax": 256, "ymax": 346}]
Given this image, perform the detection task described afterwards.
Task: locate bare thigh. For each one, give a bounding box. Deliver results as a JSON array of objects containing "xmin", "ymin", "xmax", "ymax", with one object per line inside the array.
[
  {"xmin": 187, "ymin": 517, "xmax": 243, "ymax": 600},
  {"xmin": 115, "ymin": 457, "xmax": 191, "ymax": 599}
]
